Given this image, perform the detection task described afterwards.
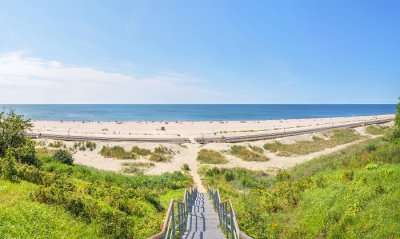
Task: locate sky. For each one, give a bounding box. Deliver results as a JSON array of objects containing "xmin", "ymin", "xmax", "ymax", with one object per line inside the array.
[{"xmin": 0, "ymin": 0, "xmax": 399, "ymax": 104}]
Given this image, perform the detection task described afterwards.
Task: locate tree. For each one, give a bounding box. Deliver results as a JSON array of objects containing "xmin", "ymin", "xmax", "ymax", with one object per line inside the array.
[
  {"xmin": 54, "ymin": 149, "xmax": 74, "ymax": 165},
  {"xmin": 0, "ymin": 112, "xmax": 36, "ymax": 164}
]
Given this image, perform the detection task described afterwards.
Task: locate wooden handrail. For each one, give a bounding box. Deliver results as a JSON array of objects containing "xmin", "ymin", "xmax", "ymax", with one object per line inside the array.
[
  {"xmin": 208, "ymin": 188, "xmax": 253, "ymax": 239},
  {"xmin": 148, "ymin": 188, "xmax": 197, "ymax": 239}
]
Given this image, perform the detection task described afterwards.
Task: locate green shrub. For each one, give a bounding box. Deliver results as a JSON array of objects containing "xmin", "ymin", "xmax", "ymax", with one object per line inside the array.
[
  {"xmin": 182, "ymin": 163, "xmax": 190, "ymax": 171},
  {"xmin": 0, "ymin": 151, "xmax": 18, "ymax": 181},
  {"xmin": 53, "ymin": 150, "xmax": 74, "ymax": 165},
  {"xmin": 197, "ymin": 149, "xmax": 228, "ymax": 164},
  {"xmin": 0, "ymin": 112, "xmax": 37, "ymax": 165},
  {"xmin": 48, "ymin": 141, "xmax": 65, "ymax": 148}
]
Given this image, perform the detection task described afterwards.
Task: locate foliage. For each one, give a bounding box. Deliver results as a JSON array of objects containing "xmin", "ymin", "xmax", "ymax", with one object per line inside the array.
[
  {"xmin": 0, "ymin": 112, "xmax": 37, "ymax": 165},
  {"xmin": 73, "ymin": 141, "xmax": 97, "ymax": 151},
  {"xmin": 0, "ymin": 150, "xmax": 18, "ymax": 181},
  {"xmin": 48, "ymin": 141, "xmax": 65, "ymax": 148},
  {"xmin": 365, "ymin": 125, "xmax": 390, "ymax": 135},
  {"xmin": 197, "ymin": 149, "xmax": 228, "ymax": 164},
  {"xmin": 100, "ymin": 145, "xmax": 173, "ymax": 161},
  {"xmin": 230, "ymin": 145, "xmax": 268, "ymax": 161},
  {"xmin": 53, "ymin": 149, "xmax": 74, "ymax": 165},
  {"xmin": 182, "ymin": 163, "xmax": 190, "ymax": 171},
  {"xmin": 0, "ymin": 180, "xmax": 102, "ymax": 238},
  {"xmin": 393, "ymin": 97, "xmax": 400, "ymax": 139},
  {"xmin": 204, "ymin": 137, "xmax": 400, "ymax": 238},
  {"xmin": 264, "ymin": 128, "xmax": 362, "ymax": 156}
]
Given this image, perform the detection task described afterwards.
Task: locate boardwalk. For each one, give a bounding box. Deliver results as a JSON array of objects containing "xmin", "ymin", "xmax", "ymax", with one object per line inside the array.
[{"xmin": 182, "ymin": 193, "xmax": 225, "ymax": 239}]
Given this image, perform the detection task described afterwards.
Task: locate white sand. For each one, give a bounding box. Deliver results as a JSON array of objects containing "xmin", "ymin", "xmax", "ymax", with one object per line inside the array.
[{"xmin": 31, "ymin": 114, "xmax": 394, "ymax": 139}]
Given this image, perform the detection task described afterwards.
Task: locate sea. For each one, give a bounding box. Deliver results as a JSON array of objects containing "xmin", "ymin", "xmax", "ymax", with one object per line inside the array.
[{"xmin": 0, "ymin": 104, "xmax": 396, "ymax": 122}]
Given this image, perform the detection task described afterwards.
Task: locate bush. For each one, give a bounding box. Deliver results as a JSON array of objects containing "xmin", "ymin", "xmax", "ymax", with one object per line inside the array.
[
  {"xmin": 0, "ymin": 112, "xmax": 37, "ymax": 165},
  {"xmin": 182, "ymin": 163, "xmax": 190, "ymax": 171},
  {"xmin": 53, "ymin": 150, "xmax": 74, "ymax": 165},
  {"xmin": 0, "ymin": 150, "xmax": 18, "ymax": 181}
]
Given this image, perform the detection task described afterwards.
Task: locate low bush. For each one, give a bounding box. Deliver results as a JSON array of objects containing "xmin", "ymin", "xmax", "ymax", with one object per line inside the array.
[{"xmin": 53, "ymin": 150, "xmax": 73, "ymax": 165}]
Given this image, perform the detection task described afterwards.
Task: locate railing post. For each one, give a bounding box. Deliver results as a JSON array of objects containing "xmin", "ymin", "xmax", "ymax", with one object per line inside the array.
[
  {"xmin": 230, "ymin": 207, "xmax": 235, "ymax": 239},
  {"xmin": 171, "ymin": 202, "xmax": 176, "ymax": 239}
]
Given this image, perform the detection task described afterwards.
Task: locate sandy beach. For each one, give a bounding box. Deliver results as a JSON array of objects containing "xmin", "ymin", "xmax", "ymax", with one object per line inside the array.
[
  {"xmin": 32, "ymin": 114, "xmax": 394, "ymax": 183},
  {"xmin": 31, "ymin": 114, "xmax": 394, "ymax": 139}
]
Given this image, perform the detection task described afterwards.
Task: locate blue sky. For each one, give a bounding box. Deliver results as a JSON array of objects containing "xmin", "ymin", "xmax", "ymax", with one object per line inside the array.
[{"xmin": 0, "ymin": 0, "xmax": 399, "ymax": 103}]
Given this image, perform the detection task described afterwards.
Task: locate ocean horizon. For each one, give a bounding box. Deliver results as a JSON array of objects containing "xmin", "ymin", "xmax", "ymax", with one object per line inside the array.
[{"xmin": 0, "ymin": 104, "xmax": 396, "ymax": 122}]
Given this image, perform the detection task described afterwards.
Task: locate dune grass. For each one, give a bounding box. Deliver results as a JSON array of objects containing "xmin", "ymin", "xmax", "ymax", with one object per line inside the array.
[
  {"xmin": 121, "ymin": 162, "xmax": 155, "ymax": 174},
  {"xmin": 230, "ymin": 145, "xmax": 268, "ymax": 161},
  {"xmin": 100, "ymin": 145, "xmax": 173, "ymax": 161},
  {"xmin": 202, "ymin": 136, "xmax": 400, "ymax": 239},
  {"xmin": 264, "ymin": 128, "xmax": 362, "ymax": 156},
  {"xmin": 365, "ymin": 125, "xmax": 391, "ymax": 135},
  {"xmin": 197, "ymin": 149, "xmax": 228, "ymax": 164}
]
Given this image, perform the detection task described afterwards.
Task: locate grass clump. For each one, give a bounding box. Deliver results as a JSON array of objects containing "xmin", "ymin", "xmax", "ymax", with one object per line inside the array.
[
  {"xmin": 53, "ymin": 149, "xmax": 73, "ymax": 165},
  {"xmin": 48, "ymin": 141, "xmax": 65, "ymax": 148},
  {"xmin": 264, "ymin": 128, "xmax": 362, "ymax": 156},
  {"xmin": 100, "ymin": 145, "xmax": 137, "ymax": 159},
  {"xmin": 366, "ymin": 125, "xmax": 390, "ymax": 135},
  {"xmin": 121, "ymin": 162, "xmax": 155, "ymax": 174},
  {"xmin": 230, "ymin": 145, "xmax": 268, "ymax": 161},
  {"xmin": 197, "ymin": 149, "xmax": 228, "ymax": 164},
  {"xmin": 100, "ymin": 145, "xmax": 174, "ymax": 161}
]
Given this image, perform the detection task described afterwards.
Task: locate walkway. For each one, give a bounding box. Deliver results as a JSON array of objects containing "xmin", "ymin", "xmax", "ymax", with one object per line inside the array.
[{"xmin": 182, "ymin": 192, "xmax": 225, "ymax": 239}]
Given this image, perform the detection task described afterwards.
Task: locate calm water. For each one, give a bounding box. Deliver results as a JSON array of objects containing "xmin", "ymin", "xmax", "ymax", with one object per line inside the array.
[{"xmin": 0, "ymin": 104, "xmax": 395, "ymax": 121}]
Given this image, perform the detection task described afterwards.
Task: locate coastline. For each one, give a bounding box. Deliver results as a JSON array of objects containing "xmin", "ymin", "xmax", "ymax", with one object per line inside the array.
[{"xmin": 30, "ymin": 114, "xmax": 394, "ymax": 139}]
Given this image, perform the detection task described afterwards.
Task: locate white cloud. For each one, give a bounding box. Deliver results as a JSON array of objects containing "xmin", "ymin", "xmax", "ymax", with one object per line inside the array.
[{"xmin": 0, "ymin": 52, "xmax": 224, "ymax": 103}]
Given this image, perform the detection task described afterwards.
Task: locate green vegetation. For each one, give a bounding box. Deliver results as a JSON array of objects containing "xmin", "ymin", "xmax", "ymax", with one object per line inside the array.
[
  {"xmin": 365, "ymin": 125, "xmax": 390, "ymax": 135},
  {"xmin": 203, "ymin": 130, "xmax": 400, "ymax": 238},
  {"xmin": 121, "ymin": 162, "xmax": 155, "ymax": 174},
  {"xmin": 0, "ymin": 113, "xmax": 192, "ymax": 239},
  {"xmin": 100, "ymin": 145, "xmax": 173, "ymax": 162},
  {"xmin": 53, "ymin": 149, "xmax": 74, "ymax": 165},
  {"xmin": 197, "ymin": 149, "xmax": 228, "ymax": 164},
  {"xmin": 48, "ymin": 141, "xmax": 65, "ymax": 148},
  {"xmin": 264, "ymin": 128, "xmax": 362, "ymax": 156},
  {"xmin": 100, "ymin": 145, "xmax": 136, "ymax": 159},
  {"xmin": 0, "ymin": 180, "xmax": 101, "ymax": 238},
  {"xmin": 230, "ymin": 145, "xmax": 268, "ymax": 161},
  {"xmin": 182, "ymin": 163, "xmax": 190, "ymax": 171},
  {"xmin": 73, "ymin": 141, "xmax": 97, "ymax": 151},
  {"xmin": 393, "ymin": 97, "xmax": 400, "ymax": 140}
]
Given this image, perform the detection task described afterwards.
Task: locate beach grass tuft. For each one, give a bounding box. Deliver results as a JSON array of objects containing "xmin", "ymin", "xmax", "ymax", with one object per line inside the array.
[
  {"xmin": 197, "ymin": 149, "xmax": 228, "ymax": 164},
  {"xmin": 230, "ymin": 145, "xmax": 268, "ymax": 161}
]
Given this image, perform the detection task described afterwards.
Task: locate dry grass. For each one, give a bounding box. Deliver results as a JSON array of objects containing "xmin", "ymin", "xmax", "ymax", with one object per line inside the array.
[
  {"xmin": 264, "ymin": 128, "xmax": 362, "ymax": 156},
  {"xmin": 230, "ymin": 145, "xmax": 268, "ymax": 161},
  {"xmin": 197, "ymin": 149, "xmax": 228, "ymax": 164},
  {"xmin": 120, "ymin": 162, "xmax": 155, "ymax": 174}
]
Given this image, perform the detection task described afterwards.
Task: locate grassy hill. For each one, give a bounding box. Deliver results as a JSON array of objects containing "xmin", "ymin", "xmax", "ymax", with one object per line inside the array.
[
  {"xmin": 201, "ymin": 135, "xmax": 400, "ymax": 238},
  {"xmin": 0, "ymin": 150, "xmax": 191, "ymax": 239}
]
